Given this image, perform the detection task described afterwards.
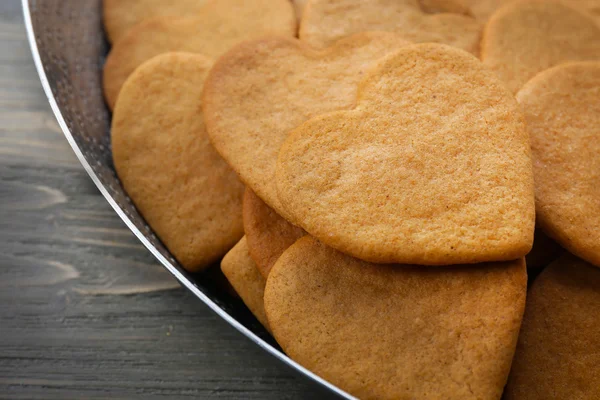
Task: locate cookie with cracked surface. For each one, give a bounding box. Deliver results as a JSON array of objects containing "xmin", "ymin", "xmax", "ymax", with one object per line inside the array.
[
  {"xmin": 265, "ymin": 236, "xmax": 527, "ymax": 400},
  {"xmin": 243, "ymin": 188, "xmax": 305, "ymax": 278},
  {"xmin": 481, "ymin": 0, "xmax": 600, "ymax": 93},
  {"xmin": 505, "ymin": 255, "xmax": 600, "ymax": 399},
  {"xmin": 300, "ymin": 0, "xmax": 481, "ymax": 54},
  {"xmin": 276, "ymin": 43, "xmax": 535, "ymax": 265},
  {"xmin": 111, "ymin": 52, "xmax": 244, "ymax": 272},
  {"xmin": 103, "ymin": 0, "xmax": 296, "ymax": 110},
  {"xmin": 221, "ymin": 237, "xmax": 270, "ymax": 332},
  {"xmin": 517, "ymin": 61, "xmax": 600, "ymax": 268},
  {"xmin": 203, "ymin": 32, "xmax": 411, "ymax": 221}
]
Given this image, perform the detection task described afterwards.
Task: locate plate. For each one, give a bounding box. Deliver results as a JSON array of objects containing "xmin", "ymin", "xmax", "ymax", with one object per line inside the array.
[{"xmin": 22, "ymin": 0, "xmax": 351, "ymax": 398}]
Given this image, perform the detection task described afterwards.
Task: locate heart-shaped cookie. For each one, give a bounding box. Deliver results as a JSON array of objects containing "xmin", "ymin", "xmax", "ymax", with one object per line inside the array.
[
  {"xmin": 276, "ymin": 43, "xmax": 535, "ymax": 265},
  {"xmin": 243, "ymin": 189, "xmax": 305, "ymax": 278},
  {"xmin": 111, "ymin": 52, "xmax": 244, "ymax": 272},
  {"xmin": 481, "ymin": 1, "xmax": 600, "ymax": 93},
  {"xmin": 505, "ymin": 255, "xmax": 600, "ymax": 399},
  {"xmin": 265, "ymin": 236, "xmax": 527, "ymax": 400},
  {"xmin": 300, "ymin": 0, "xmax": 481, "ymax": 54},
  {"xmin": 103, "ymin": 0, "xmax": 296, "ymax": 110},
  {"xmin": 516, "ymin": 61, "xmax": 600, "ymax": 268},
  {"xmin": 203, "ymin": 32, "xmax": 411, "ymax": 221},
  {"xmin": 221, "ymin": 237, "xmax": 270, "ymax": 332}
]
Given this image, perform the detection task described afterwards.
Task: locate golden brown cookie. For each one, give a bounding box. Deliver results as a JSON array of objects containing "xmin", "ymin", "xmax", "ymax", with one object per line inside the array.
[
  {"xmin": 102, "ymin": 0, "xmax": 209, "ymax": 44},
  {"xmin": 481, "ymin": 1, "xmax": 600, "ymax": 93},
  {"xmin": 300, "ymin": 0, "xmax": 481, "ymax": 54},
  {"xmin": 276, "ymin": 43, "xmax": 535, "ymax": 265},
  {"xmin": 504, "ymin": 255, "xmax": 600, "ymax": 399},
  {"xmin": 221, "ymin": 237, "xmax": 270, "ymax": 331},
  {"xmin": 243, "ymin": 189, "xmax": 305, "ymax": 278},
  {"xmin": 517, "ymin": 62, "xmax": 600, "ymax": 268},
  {"xmin": 265, "ymin": 236, "xmax": 527, "ymax": 400},
  {"xmin": 203, "ymin": 32, "xmax": 411, "ymax": 221},
  {"xmin": 103, "ymin": 0, "xmax": 296, "ymax": 110},
  {"xmin": 525, "ymin": 229, "xmax": 562, "ymax": 271},
  {"xmin": 111, "ymin": 52, "xmax": 244, "ymax": 272}
]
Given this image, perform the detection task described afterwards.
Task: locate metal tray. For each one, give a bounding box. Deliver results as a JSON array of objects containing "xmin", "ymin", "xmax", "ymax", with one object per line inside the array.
[{"xmin": 22, "ymin": 0, "xmax": 351, "ymax": 398}]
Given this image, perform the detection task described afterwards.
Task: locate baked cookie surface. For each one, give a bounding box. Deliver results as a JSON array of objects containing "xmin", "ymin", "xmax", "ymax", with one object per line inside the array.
[
  {"xmin": 276, "ymin": 43, "xmax": 535, "ymax": 265},
  {"xmin": 243, "ymin": 189, "xmax": 305, "ymax": 278},
  {"xmin": 517, "ymin": 61, "xmax": 600, "ymax": 267},
  {"xmin": 221, "ymin": 237, "xmax": 270, "ymax": 331},
  {"xmin": 102, "ymin": 0, "xmax": 208, "ymax": 44},
  {"xmin": 265, "ymin": 236, "xmax": 527, "ymax": 400},
  {"xmin": 111, "ymin": 52, "xmax": 244, "ymax": 272},
  {"xmin": 292, "ymin": 0, "xmax": 309, "ymax": 21},
  {"xmin": 203, "ymin": 32, "xmax": 411, "ymax": 221},
  {"xmin": 300, "ymin": 0, "xmax": 481, "ymax": 54},
  {"xmin": 421, "ymin": 0, "xmax": 600, "ymax": 22},
  {"xmin": 102, "ymin": 0, "xmax": 296, "ymax": 109},
  {"xmin": 505, "ymin": 255, "xmax": 600, "ymax": 400},
  {"xmin": 481, "ymin": 0, "xmax": 600, "ymax": 93}
]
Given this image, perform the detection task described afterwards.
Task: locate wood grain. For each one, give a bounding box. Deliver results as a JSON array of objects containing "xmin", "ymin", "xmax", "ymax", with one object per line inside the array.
[{"xmin": 0, "ymin": 2, "xmax": 323, "ymax": 398}]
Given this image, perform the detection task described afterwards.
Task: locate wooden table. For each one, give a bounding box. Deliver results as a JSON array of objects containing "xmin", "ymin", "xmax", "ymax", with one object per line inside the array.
[{"xmin": 0, "ymin": 2, "xmax": 321, "ymax": 398}]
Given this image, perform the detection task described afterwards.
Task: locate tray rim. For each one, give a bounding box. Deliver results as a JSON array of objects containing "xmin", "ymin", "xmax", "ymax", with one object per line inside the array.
[{"xmin": 21, "ymin": 1, "xmax": 353, "ymax": 398}]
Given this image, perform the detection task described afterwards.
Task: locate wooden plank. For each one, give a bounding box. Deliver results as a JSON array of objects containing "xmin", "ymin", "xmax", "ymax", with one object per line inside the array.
[{"xmin": 0, "ymin": 1, "xmax": 323, "ymax": 398}]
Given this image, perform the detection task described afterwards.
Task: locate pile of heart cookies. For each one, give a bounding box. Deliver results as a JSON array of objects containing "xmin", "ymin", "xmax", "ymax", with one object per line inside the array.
[{"xmin": 103, "ymin": 0, "xmax": 600, "ymax": 398}]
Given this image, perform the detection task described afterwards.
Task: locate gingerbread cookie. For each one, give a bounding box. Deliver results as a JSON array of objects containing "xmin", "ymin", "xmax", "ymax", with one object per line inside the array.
[
  {"xmin": 276, "ymin": 43, "xmax": 535, "ymax": 265},
  {"xmin": 300, "ymin": 0, "xmax": 481, "ymax": 54},
  {"xmin": 103, "ymin": 0, "xmax": 296, "ymax": 110},
  {"xmin": 221, "ymin": 237, "xmax": 270, "ymax": 331},
  {"xmin": 243, "ymin": 189, "xmax": 305, "ymax": 278},
  {"xmin": 265, "ymin": 236, "xmax": 527, "ymax": 400},
  {"xmin": 203, "ymin": 32, "xmax": 411, "ymax": 221},
  {"xmin": 111, "ymin": 52, "xmax": 244, "ymax": 272},
  {"xmin": 505, "ymin": 255, "xmax": 600, "ymax": 399},
  {"xmin": 517, "ymin": 61, "xmax": 600, "ymax": 268},
  {"xmin": 481, "ymin": 1, "xmax": 600, "ymax": 93},
  {"xmin": 102, "ymin": 0, "xmax": 208, "ymax": 44}
]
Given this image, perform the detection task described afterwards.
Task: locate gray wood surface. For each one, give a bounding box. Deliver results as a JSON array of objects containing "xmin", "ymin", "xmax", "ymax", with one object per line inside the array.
[{"xmin": 0, "ymin": 2, "xmax": 320, "ymax": 398}]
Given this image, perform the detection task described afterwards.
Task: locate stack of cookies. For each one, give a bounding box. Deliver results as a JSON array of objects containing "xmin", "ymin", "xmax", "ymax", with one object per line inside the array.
[{"xmin": 103, "ymin": 0, "xmax": 600, "ymax": 398}]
